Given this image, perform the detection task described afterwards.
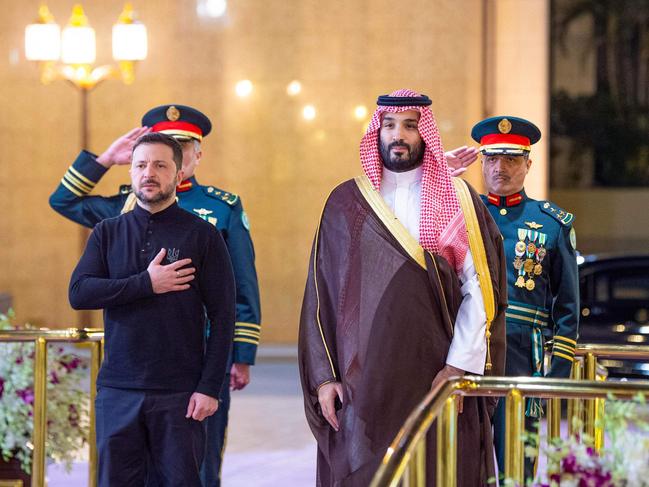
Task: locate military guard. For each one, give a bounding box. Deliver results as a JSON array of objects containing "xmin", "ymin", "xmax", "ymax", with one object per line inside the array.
[
  {"xmin": 472, "ymin": 116, "xmax": 579, "ymax": 479},
  {"xmin": 50, "ymin": 105, "xmax": 261, "ymax": 486}
]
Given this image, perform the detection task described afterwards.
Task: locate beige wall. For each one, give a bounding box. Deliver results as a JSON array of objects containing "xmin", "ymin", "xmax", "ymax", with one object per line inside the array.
[
  {"xmin": 551, "ymin": 189, "xmax": 649, "ymax": 254},
  {"xmin": 0, "ymin": 0, "xmax": 549, "ymax": 342},
  {"xmin": 478, "ymin": 0, "xmax": 550, "ymax": 199}
]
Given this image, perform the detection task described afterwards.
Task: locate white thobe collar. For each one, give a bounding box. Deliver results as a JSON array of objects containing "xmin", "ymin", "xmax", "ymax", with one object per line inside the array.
[{"xmin": 379, "ymin": 166, "xmax": 423, "ymax": 240}]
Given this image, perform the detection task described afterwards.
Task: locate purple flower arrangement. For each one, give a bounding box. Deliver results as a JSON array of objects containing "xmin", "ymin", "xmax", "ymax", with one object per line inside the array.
[{"xmin": 0, "ymin": 311, "xmax": 89, "ymax": 473}]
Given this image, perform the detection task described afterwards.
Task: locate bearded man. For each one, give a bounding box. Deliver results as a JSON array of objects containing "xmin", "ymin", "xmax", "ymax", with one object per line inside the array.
[
  {"xmin": 69, "ymin": 133, "xmax": 235, "ymax": 486},
  {"xmin": 299, "ymin": 89, "xmax": 507, "ymax": 486}
]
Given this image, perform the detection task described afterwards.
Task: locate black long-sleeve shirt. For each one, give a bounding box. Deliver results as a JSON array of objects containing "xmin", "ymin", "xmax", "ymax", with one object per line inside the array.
[{"xmin": 69, "ymin": 202, "xmax": 235, "ymax": 398}]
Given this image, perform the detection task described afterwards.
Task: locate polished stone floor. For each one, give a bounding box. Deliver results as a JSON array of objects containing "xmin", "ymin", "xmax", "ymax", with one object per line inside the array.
[
  {"xmin": 44, "ymin": 352, "xmax": 560, "ymax": 486},
  {"xmin": 47, "ymin": 351, "xmax": 317, "ymax": 486}
]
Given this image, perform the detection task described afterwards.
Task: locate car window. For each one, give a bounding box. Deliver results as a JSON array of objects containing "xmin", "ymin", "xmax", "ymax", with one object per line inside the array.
[
  {"xmin": 611, "ymin": 273, "xmax": 649, "ymax": 300},
  {"xmin": 595, "ymin": 274, "xmax": 609, "ymax": 302}
]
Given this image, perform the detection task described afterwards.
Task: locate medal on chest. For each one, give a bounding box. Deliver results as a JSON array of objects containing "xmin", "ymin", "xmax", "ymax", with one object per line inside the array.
[{"xmin": 513, "ymin": 228, "xmax": 547, "ymax": 292}]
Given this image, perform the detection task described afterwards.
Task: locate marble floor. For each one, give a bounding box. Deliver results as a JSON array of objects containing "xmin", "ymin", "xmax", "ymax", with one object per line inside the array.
[
  {"xmin": 47, "ymin": 349, "xmax": 317, "ymax": 486},
  {"xmin": 44, "ymin": 350, "xmax": 560, "ymax": 486}
]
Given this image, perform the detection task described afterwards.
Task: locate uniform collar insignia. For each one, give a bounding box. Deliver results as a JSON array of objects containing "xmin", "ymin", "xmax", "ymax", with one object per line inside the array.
[
  {"xmin": 487, "ymin": 190, "xmax": 526, "ymax": 207},
  {"xmin": 176, "ymin": 179, "xmax": 193, "ymax": 193},
  {"xmin": 525, "ymin": 221, "xmax": 543, "ymax": 229}
]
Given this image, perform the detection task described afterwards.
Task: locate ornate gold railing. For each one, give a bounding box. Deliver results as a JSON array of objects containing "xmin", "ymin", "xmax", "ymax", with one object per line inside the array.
[
  {"xmin": 371, "ymin": 343, "xmax": 649, "ymax": 487},
  {"xmin": 0, "ymin": 328, "xmax": 104, "ymax": 487}
]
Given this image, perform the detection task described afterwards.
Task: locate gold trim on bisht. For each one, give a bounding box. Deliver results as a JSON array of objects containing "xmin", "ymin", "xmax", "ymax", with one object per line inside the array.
[
  {"xmin": 120, "ymin": 193, "xmax": 137, "ymax": 214},
  {"xmin": 452, "ymin": 177, "xmax": 496, "ymax": 370},
  {"xmin": 354, "ymin": 174, "xmax": 426, "ymax": 270},
  {"xmin": 311, "ymin": 188, "xmax": 340, "ymax": 382}
]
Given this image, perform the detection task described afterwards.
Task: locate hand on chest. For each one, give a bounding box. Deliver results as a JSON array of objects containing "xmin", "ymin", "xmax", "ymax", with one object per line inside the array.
[{"xmin": 108, "ymin": 229, "xmax": 201, "ymax": 279}]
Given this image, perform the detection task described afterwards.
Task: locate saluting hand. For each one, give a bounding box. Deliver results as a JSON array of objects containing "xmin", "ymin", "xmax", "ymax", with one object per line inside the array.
[
  {"xmin": 96, "ymin": 126, "xmax": 152, "ymax": 168},
  {"xmin": 318, "ymin": 381, "xmax": 343, "ymax": 432},
  {"xmin": 445, "ymin": 146, "xmax": 479, "ymax": 177},
  {"xmin": 147, "ymin": 248, "xmax": 195, "ymax": 294}
]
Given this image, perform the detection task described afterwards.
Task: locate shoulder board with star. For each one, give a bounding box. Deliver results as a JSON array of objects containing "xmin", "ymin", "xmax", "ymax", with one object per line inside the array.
[
  {"xmin": 119, "ymin": 184, "xmax": 133, "ymax": 195},
  {"xmin": 539, "ymin": 201, "xmax": 574, "ymax": 226},
  {"xmin": 202, "ymin": 186, "xmax": 239, "ymax": 206}
]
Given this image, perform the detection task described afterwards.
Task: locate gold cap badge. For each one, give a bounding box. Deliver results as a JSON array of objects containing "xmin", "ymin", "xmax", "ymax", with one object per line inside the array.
[
  {"xmin": 166, "ymin": 106, "xmax": 180, "ymax": 121},
  {"xmin": 498, "ymin": 118, "xmax": 512, "ymax": 134}
]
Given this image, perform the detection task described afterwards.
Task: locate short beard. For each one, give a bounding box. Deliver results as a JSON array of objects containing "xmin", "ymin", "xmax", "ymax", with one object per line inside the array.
[
  {"xmin": 380, "ymin": 140, "xmax": 425, "ymax": 172},
  {"xmin": 135, "ymin": 181, "xmax": 176, "ymax": 205}
]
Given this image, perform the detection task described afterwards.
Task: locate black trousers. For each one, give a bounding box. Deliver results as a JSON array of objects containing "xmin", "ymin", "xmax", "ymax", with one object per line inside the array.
[
  {"xmin": 95, "ymin": 387, "xmax": 206, "ymax": 487},
  {"xmin": 145, "ymin": 377, "xmax": 231, "ymax": 487}
]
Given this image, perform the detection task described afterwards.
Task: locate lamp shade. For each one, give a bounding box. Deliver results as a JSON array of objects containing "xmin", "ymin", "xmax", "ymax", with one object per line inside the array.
[
  {"xmin": 61, "ymin": 25, "xmax": 96, "ymax": 64},
  {"xmin": 25, "ymin": 23, "xmax": 61, "ymax": 61},
  {"xmin": 112, "ymin": 23, "xmax": 147, "ymax": 61}
]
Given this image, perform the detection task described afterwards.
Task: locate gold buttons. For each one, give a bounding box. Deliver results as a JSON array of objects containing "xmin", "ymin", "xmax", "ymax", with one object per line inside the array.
[{"xmin": 499, "ymin": 208, "xmax": 507, "ymax": 215}]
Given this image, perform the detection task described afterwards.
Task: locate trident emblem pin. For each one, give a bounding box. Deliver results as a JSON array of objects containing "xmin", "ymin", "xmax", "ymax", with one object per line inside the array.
[{"xmin": 167, "ymin": 248, "xmax": 180, "ymax": 263}]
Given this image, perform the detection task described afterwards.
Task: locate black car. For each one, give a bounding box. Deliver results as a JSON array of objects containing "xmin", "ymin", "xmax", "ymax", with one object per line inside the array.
[{"xmin": 578, "ymin": 254, "xmax": 649, "ymax": 378}]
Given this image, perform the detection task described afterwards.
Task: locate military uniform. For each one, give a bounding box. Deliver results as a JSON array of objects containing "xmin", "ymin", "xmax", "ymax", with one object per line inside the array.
[
  {"xmin": 49, "ymin": 105, "xmax": 260, "ymax": 487},
  {"xmin": 472, "ymin": 116, "xmax": 579, "ymax": 478},
  {"xmin": 481, "ymin": 190, "xmax": 579, "ymax": 378}
]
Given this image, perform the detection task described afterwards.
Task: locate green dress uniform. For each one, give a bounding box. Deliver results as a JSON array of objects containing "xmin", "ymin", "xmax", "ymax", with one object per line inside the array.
[
  {"xmin": 481, "ymin": 190, "xmax": 579, "ymax": 379},
  {"xmin": 483, "ymin": 190, "xmax": 579, "ymax": 477},
  {"xmin": 471, "ymin": 115, "xmax": 579, "ymax": 479}
]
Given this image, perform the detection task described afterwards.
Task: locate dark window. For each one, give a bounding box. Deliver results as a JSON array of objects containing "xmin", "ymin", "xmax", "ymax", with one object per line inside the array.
[
  {"xmin": 610, "ymin": 273, "xmax": 649, "ymax": 300},
  {"xmin": 551, "ymin": 0, "xmax": 649, "ymax": 188}
]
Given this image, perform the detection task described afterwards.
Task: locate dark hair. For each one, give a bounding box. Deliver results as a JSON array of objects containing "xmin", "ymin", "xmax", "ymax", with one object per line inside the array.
[{"xmin": 132, "ymin": 132, "xmax": 183, "ymax": 170}]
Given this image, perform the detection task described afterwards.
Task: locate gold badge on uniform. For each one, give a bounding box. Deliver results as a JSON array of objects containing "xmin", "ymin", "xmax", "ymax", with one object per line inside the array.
[
  {"xmin": 513, "ymin": 228, "xmax": 548, "ymax": 293},
  {"xmin": 166, "ymin": 105, "xmax": 180, "ymax": 121},
  {"xmin": 498, "ymin": 118, "xmax": 512, "ymax": 134},
  {"xmin": 525, "ymin": 221, "xmax": 543, "ymax": 230},
  {"xmin": 523, "ymin": 259, "xmax": 534, "ymax": 273},
  {"xmin": 513, "ymin": 257, "xmax": 523, "ymax": 270},
  {"xmin": 570, "ymin": 227, "xmax": 577, "ymax": 250},
  {"xmin": 515, "ymin": 241, "xmax": 526, "ymax": 256}
]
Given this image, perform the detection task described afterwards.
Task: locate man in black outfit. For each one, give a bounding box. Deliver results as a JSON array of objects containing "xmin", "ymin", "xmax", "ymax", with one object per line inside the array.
[{"xmin": 69, "ymin": 132, "xmax": 235, "ymax": 486}]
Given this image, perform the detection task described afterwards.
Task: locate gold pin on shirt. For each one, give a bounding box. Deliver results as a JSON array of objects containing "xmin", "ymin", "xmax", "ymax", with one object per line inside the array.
[{"xmin": 525, "ymin": 221, "xmax": 543, "ymax": 230}]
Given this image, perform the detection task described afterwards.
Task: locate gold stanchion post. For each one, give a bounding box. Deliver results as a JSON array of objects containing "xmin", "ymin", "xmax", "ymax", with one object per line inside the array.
[
  {"xmin": 568, "ymin": 360, "xmax": 583, "ymax": 436},
  {"xmin": 31, "ymin": 338, "xmax": 47, "ymax": 487},
  {"xmin": 584, "ymin": 353, "xmax": 597, "ymax": 439},
  {"xmin": 414, "ymin": 440, "xmax": 426, "ymax": 487},
  {"xmin": 547, "ymin": 397, "xmax": 561, "ymax": 444},
  {"xmin": 505, "ymin": 388, "xmax": 524, "ymax": 484},
  {"xmin": 436, "ymin": 396, "xmax": 457, "ymax": 487},
  {"xmin": 88, "ymin": 339, "xmax": 103, "ymax": 487}
]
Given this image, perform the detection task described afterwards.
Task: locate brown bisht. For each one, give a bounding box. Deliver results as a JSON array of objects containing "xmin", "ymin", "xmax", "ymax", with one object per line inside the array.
[{"xmin": 299, "ymin": 176, "xmax": 507, "ymax": 487}]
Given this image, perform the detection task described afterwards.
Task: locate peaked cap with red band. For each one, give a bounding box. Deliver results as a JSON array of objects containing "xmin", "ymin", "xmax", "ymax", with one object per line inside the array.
[
  {"xmin": 142, "ymin": 104, "xmax": 212, "ymax": 142},
  {"xmin": 360, "ymin": 88, "xmax": 469, "ymax": 272},
  {"xmin": 471, "ymin": 115, "xmax": 541, "ymax": 156}
]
